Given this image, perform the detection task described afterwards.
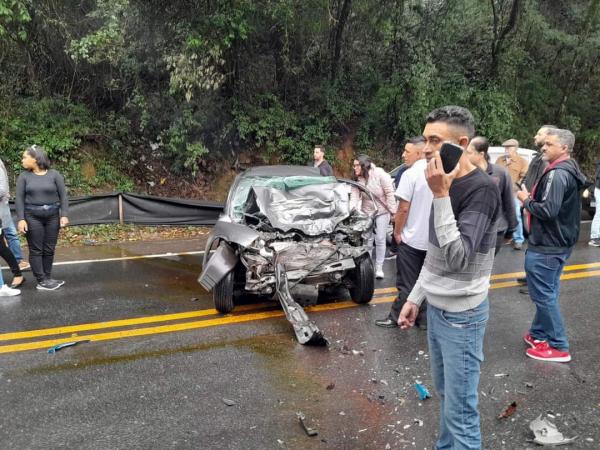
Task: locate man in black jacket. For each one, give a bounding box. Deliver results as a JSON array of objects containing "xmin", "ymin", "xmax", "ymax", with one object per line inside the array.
[
  {"xmin": 516, "ymin": 128, "xmax": 586, "ymax": 363},
  {"xmin": 517, "ymin": 125, "xmax": 556, "ymax": 289}
]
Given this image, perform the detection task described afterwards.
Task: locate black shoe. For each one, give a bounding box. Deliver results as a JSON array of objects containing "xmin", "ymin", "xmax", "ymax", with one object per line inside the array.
[
  {"xmin": 516, "ymin": 277, "xmax": 527, "ymax": 285},
  {"xmin": 519, "ymin": 287, "xmax": 529, "ymax": 295},
  {"xmin": 36, "ymin": 279, "xmax": 61, "ymax": 291},
  {"xmin": 384, "ymin": 250, "xmax": 397, "ymax": 260},
  {"xmin": 47, "ymin": 278, "xmax": 65, "ymax": 287},
  {"xmin": 375, "ymin": 318, "xmax": 398, "ymax": 328}
]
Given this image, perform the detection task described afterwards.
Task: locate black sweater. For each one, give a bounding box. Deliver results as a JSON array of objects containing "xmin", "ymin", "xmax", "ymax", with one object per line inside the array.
[{"xmin": 16, "ymin": 169, "xmax": 69, "ymax": 220}]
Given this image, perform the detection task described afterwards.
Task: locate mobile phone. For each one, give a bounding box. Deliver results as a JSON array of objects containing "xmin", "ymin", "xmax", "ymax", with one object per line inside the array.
[{"xmin": 440, "ymin": 142, "xmax": 463, "ymax": 174}]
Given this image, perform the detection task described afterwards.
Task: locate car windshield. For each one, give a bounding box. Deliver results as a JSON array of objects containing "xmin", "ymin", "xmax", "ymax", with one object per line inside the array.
[{"xmin": 231, "ymin": 175, "xmax": 338, "ymax": 220}]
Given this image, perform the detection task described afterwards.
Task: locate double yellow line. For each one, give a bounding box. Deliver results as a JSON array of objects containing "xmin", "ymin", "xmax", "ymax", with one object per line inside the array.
[{"xmin": 1, "ymin": 263, "xmax": 599, "ymax": 355}]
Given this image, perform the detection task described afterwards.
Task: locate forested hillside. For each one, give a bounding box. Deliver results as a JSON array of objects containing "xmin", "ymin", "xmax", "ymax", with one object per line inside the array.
[{"xmin": 1, "ymin": 0, "xmax": 599, "ymax": 198}]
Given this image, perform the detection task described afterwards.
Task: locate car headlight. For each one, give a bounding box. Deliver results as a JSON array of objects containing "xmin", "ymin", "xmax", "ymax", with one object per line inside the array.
[{"xmin": 583, "ymin": 189, "xmax": 590, "ymax": 199}]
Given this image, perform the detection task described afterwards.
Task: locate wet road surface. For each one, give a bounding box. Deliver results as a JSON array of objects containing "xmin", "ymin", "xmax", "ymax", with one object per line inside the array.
[{"xmin": 1, "ymin": 227, "xmax": 600, "ymax": 449}]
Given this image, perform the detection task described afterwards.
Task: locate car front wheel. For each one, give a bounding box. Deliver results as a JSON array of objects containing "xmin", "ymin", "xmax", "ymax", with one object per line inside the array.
[
  {"xmin": 348, "ymin": 255, "xmax": 375, "ymax": 304},
  {"xmin": 214, "ymin": 269, "xmax": 235, "ymax": 313}
]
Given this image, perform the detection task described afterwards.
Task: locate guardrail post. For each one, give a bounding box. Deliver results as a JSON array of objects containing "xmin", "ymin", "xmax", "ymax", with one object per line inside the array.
[{"xmin": 118, "ymin": 193, "xmax": 124, "ymax": 225}]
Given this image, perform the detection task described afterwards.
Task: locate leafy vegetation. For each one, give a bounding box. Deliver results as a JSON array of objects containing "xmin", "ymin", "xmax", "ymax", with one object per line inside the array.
[{"xmin": 1, "ymin": 0, "xmax": 599, "ymax": 193}]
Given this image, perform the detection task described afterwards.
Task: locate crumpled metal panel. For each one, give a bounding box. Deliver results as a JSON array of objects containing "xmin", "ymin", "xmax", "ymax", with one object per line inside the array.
[{"xmin": 251, "ymin": 183, "xmax": 352, "ymax": 235}]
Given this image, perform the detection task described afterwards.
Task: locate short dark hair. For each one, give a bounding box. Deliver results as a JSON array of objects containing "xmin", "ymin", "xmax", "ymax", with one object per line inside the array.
[
  {"xmin": 405, "ymin": 136, "xmax": 426, "ymax": 146},
  {"xmin": 25, "ymin": 145, "xmax": 51, "ymax": 170},
  {"xmin": 314, "ymin": 145, "xmax": 326, "ymax": 153},
  {"xmin": 470, "ymin": 136, "xmax": 490, "ymax": 162},
  {"xmin": 425, "ymin": 106, "xmax": 475, "ymax": 138}
]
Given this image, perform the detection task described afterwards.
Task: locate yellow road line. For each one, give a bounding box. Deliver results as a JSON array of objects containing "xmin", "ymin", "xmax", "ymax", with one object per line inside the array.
[
  {"xmin": 490, "ymin": 261, "xmax": 600, "ymax": 280},
  {"xmin": 0, "ymin": 303, "xmax": 268, "ymax": 342},
  {"xmin": 1, "ymin": 264, "xmax": 600, "ymax": 354},
  {"xmin": 0, "ymin": 296, "xmax": 396, "ymax": 354}
]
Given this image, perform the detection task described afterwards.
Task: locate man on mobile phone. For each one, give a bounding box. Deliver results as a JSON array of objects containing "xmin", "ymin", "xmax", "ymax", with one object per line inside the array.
[
  {"xmin": 398, "ymin": 106, "xmax": 500, "ymax": 449},
  {"xmin": 516, "ymin": 125, "xmax": 556, "ymax": 290}
]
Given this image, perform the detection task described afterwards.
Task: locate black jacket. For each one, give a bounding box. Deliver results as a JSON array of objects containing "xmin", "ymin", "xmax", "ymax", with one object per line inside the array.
[
  {"xmin": 487, "ymin": 162, "xmax": 517, "ymax": 235},
  {"xmin": 522, "ymin": 152, "xmax": 548, "ymax": 191},
  {"xmin": 595, "ymin": 160, "xmax": 600, "ymax": 189},
  {"xmin": 524, "ymin": 158, "xmax": 587, "ymax": 253}
]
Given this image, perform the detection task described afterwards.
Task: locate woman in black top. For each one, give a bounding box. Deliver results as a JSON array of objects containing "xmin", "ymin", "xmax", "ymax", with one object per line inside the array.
[{"xmin": 16, "ymin": 145, "xmax": 69, "ymax": 291}]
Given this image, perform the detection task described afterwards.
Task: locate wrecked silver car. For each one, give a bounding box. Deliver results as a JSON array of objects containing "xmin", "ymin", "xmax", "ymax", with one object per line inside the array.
[{"xmin": 198, "ymin": 166, "xmax": 376, "ymax": 344}]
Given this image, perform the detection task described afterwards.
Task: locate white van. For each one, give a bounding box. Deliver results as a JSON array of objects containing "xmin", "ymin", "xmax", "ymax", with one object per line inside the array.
[{"xmin": 487, "ymin": 146, "xmax": 538, "ymax": 164}]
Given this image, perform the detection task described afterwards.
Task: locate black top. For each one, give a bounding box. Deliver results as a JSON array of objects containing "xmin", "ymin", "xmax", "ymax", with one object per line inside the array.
[
  {"xmin": 524, "ymin": 159, "xmax": 586, "ymax": 253},
  {"xmin": 486, "ymin": 162, "xmax": 517, "ymax": 234},
  {"xmin": 16, "ymin": 169, "xmax": 69, "ymax": 220}
]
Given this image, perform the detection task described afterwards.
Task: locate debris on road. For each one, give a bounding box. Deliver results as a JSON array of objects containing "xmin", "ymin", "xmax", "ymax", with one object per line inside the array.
[
  {"xmin": 497, "ymin": 401, "xmax": 518, "ymax": 419},
  {"xmin": 494, "ymin": 373, "xmax": 509, "ymax": 378},
  {"xmin": 525, "ymin": 382, "xmax": 534, "ymax": 388},
  {"xmin": 190, "ymin": 297, "xmax": 199, "ymax": 302},
  {"xmin": 47, "ymin": 340, "xmax": 90, "ymax": 354},
  {"xmin": 529, "ymin": 414, "xmax": 577, "ymax": 446},
  {"xmin": 222, "ymin": 398, "xmax": 236, "ymax": 406},
  {"xmin": 326, "ymin": 382, "xmax": 335, "ymax": 390},
  {"xmin": 297, "ymin": 412, "xmax": 318, "ymax": 437},
  {"xmin": 414, "ymin": 419, "xmax": 424, "ymax": 427},
  {"xmin": 414, "ymin": 382, "xmax": 431, "ymax": 401}
]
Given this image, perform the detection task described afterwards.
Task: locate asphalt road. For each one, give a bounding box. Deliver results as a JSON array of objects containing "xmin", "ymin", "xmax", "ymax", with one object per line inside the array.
[{"xmin": 1, "ymin": 224, "xmax": 599, "ymax": 450}]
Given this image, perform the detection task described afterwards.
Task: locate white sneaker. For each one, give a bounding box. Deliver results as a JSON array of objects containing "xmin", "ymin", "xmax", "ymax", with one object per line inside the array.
[
  {"xmin": 375, "ymin": 265, "xmax": 384, "ymax": 279},
  {"xmin": 0, "ymin": 284, "xmax": 21, "ymax": 296}
]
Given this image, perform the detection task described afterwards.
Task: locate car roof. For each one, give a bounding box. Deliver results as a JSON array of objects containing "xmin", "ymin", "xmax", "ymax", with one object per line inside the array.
[{"xmin": 241, "ymin": 165, "xmax": 322, "ymax": 177}]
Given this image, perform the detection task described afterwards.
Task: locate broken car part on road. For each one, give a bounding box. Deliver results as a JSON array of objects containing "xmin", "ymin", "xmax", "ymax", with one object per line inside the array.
[
  {"xmin": 198, "ymin": 166, "xmax": 377, "ymax": 344},
  {"xmin": 529, "ymin": 413, "xmax": 577, "ymax": 446}
]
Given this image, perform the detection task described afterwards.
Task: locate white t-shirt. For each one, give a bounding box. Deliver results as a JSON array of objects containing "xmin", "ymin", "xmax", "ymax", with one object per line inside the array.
[{"xmin": 394, "ymin": 158, "xmax": 433, "ymax": 251}]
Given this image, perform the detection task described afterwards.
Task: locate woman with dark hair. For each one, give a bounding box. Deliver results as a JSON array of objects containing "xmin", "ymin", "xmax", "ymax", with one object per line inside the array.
[
  {"xmin": 350, "ymin": 154, "xmax": 396, "ymax": 279},
  {"xmin": 466, "ymin": 137, "xmax": 517, "ymax": 255},
  {"xmin": 16, "ymin": 145, "xmax": 69, "ymax": 291}
]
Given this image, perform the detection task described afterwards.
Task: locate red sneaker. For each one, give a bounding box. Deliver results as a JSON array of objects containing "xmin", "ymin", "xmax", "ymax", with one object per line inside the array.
[
  {"xmin": 526, "ymin": 341, "xmax": 571, "ymax": 363},
  {"xmin": 523, "ymin": 333, "xmax": 545, "ymax": 348}
]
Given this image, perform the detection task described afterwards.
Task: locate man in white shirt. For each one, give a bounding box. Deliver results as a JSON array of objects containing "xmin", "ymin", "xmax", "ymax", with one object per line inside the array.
[{"xmin": 375, "ymin": 136, "xmax": 433, "ymax": 328}]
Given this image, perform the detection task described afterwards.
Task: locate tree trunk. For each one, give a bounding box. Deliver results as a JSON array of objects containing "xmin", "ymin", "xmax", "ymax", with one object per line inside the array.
[{"xmin": 330, "ymin": 0, "xmax": 352, "ymax": 81}]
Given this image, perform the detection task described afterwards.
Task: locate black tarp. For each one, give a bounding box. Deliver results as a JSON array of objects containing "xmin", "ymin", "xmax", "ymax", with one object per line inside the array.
[{"xmin": 9, "ymin": 193, "xmax": 224, "ymax": 226}]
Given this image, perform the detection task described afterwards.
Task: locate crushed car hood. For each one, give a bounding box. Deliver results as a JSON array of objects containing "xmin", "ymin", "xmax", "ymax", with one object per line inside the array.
[{"xmin": 247, "ymin": 182, "xmax": 353, "ymax": 235}]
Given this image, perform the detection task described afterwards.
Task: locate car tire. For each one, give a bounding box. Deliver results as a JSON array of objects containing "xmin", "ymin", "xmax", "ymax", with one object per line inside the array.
[
  {"xmin": 214, "ymin": 269, "xmax": 235, "ymax": 313},
  {"xmin": 349, "ymin": 255, "xmax": 375, "ymax": 304}
]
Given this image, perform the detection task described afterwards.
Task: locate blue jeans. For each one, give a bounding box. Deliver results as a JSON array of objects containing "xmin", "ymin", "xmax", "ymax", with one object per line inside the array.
[
  {"xmin": 428, "ymin": 299, "xmax": 489, "ymax": 450},
  {"xmin": 591, "ymin": 188, "xmax": 600, "ymax": 239},
  {"xmin": 3, "ymin": 223, "xmax": 23, "ymax": 263},
  {"xmin": 513, "ymin": 196, "xmax": 524, "ymax": 244},
  {"xmin": 525, "ymin": 249, "xmax": 571, "ymax": 350}
]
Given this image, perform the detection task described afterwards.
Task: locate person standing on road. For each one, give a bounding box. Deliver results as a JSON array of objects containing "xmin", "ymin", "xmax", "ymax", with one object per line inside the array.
[
  {"xmin": 466, "ymin": 136, "xmax": 517, "ymax": 255},
  {"xmin": 517, "ymin": 125, "xmax": 556, "ymax": 291},
  {"xmin": 516, "ymin": 128, "xmax": 586, "ymax": 363},
  {"xmin": 375, "ymin": 136, "xmax": 432, "ymax": 329},
  {"xmin": 495, "ymin": 138, "xmax": 528, "ymax": 250},
  {"xmin": 398, "ymin": 106, "xmax": 500, "ymax": 449},
  {"xmin": 16, "ymin": 145, "xmax": 69, "ymax": 291},
  {"xmin": 588, "ymin": 158, "xmax": 600, "ymax": 247},
  {"xmin": 310, "ymin": 144, "xmax": 334, "ymax": 176},
  {"xmin": 0, "ymin": 157, "xmax": 27, "ymax": 288},
  {"xmin": 350, "ymin": 154, "xmax": 396, "ymax": 279}
]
